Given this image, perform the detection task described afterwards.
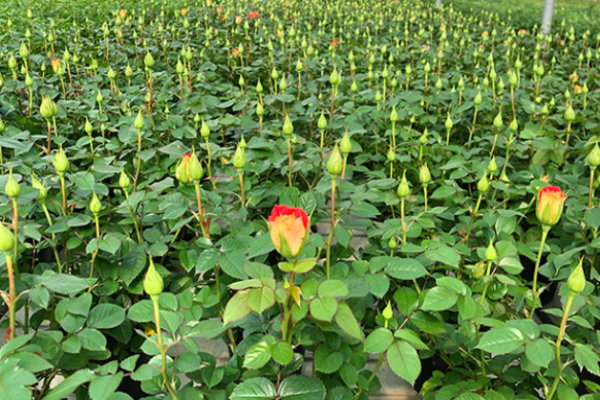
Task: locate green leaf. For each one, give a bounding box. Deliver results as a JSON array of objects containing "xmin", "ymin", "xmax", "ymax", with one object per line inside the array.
[
  {"xmin": 394, "ymin": 287, "xmax": 418, "ymax": 316},
  {"xmin": 314, "ymin": 345, "xmax": 343, "ymax": 374},
  {"xmin": 410, "ymin": 311, "xmax": 445, "ymax": 334},
  {"xmin": 477, "ymin": 327, "xmax": 525, "ymax": 354},
  {"xmin": 176, "ymin": 353, "xmax": 201, "ymax": 373},
  {"xmin": 364, "ymin": 327, "xmax": 393, "ymax": 353},
  {"xmin": 120, "ymin": 355, "xmax": 139, "ymax": 372},
  {"xmin": 223, "ymin": 290, "xmax": 252, "ymax": 325},
  {"xmin": 187, "ymin": 320, "xmax": 226, "ymax": 339},
  {"xmin": 575, "ymin": 344, "xmax": 600, "ymax": 376},
  {"xmin": 271, "ymin": 342, "xmax": 294, "ymax": 365},
  {"xmin": 42, "ymin": 369, "xmax": 96, "ymax": 400},
  {"xmin": 293, "ymin": 258, "xmax": 317, "ymax": 273},
  {"xmin": 318, "ymin": 280, "xmax": 349, "ymax": 298},
  {"xmin": 41, "ymin": 274, "xmax": 90, "ymax": 294},
  {"xmin": 127, "ymin": 300, "xmax": 154, "ymax": 323},
  {"xmin": 78, "ymin": 329, "xmax": 107, "ymax": 351},
  {"xmin": 248, "ymin": 233, "xmax": 275, "ymax": 259},
  {"xmin": 310, "ymin": 297, "xmax": 338, "ymax": 321},
  {"xmin": 89, "ymin": 372, "xmax": 123, "ymax": 400},
  {"xmin": 202, "ymin": 364, "xmax": 224, "ymax": 388},
  {"xmin": 394, "ymin": 329, "xmax": 429, "ymax": 350},
  {"xmin": 425, "ymin": 245, "xmax": 461, "ymax": 267},
  {"xmin": 526, "ymin": 339, "xmax": 553, "ymax": 368},
  {"xmin": 220, "ymin": 251, "xmax": 248, "ymax": 279},
  {"xmin": 87, "ymin": 304, "xmax": 126, "ymax": 329},
  {"xmin": 387, "ymin": 340, "xmax": 421, "ymax": 386},
  {"xmin": 5, "ymin": 352, "xmax": 52, "ymax": 373},
  {"xmin": 0, "ymin": 359, "xmax": 37, "ymax": 400},
  {"xmin": 278, "ymin": 375, "xmax": 325, "ymax": 400},
  {"xmin": 67, "ymin": 292, "xmax": 93, "ymax": 316},
  {"xmin": 120, "ymin": 251, "xmax": 147, "ymax": 286},
  {"xmin": 385, "ymin": 258, "xmax": 428, "ymax": 280},
  {"xmin": 422, "ymin": 286, "xmax": 459, "ymax": 311},
  {"xmin": 230, "ymin": 377, "xmax": 276, "ymax": 400},
  {"xmin": 248, "ymin": 287, "xmax": 276, "ymax": 315},
  {"xmin": 334, "ymin": 302, "xmax": 363, "ymax": 340},
  {"xmin": 455, "ymin": 394, "xmax": 486, "ymax": 400},
  {"xmin": 243, "ymin": 336, "xmax": 275, "ymax": 369}
]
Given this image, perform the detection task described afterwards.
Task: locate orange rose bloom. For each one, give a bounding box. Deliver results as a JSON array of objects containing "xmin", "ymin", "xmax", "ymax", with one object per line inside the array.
[
  {"xmin": 51, "ymin": 59, "xmax": 61, "ymax": 74},
  {"xmin": 536, "ymin": 186, "xmax": 567, "ymax": 226},
  {"xmin": 268, "ymin": 205, "xmax": 309, "ymax": 259},
  {"xmin": 120, "ymin": 9, "xmax": 127, "ymax": 19}
]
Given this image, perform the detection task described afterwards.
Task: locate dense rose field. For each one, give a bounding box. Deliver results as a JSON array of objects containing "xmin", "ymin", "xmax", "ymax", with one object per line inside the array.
[{"xmin": 0, "ymin": 0, "xmax": 600, "ymax": 399}]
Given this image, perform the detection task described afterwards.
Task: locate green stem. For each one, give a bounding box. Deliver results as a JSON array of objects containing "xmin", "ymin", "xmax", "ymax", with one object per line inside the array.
[
  {"xmin": 546, "ymin": 293, "xmax": 575, "ymax": 400},
  {"xmin": 60, "ymin": 176, "xmax": 67, "ymax": 216},
  {"xmin": 589, "ymin": 168, "xmax": 596, "ymax": 209},
  {"xmin": 287, "ymin": 137, "xmax": 293, "ymax": 187},
  {"xmin": 11, "ymin": 198, "xmax": 19, "ymax": 277},
  {"xmin": 479, "ymin": 260, "xmax": 493, "ymax": 305},
  {"xmin": 465, "ymin": 193, "xmax": 483, "ymax": 241},
  {"xmin": 529, "ymin": 225, "xmax": 550, "ymax": 319},
  {"xmin": 205, "ymin": 138, "xmax": 215, "ymax": 192},
  {"xmin": 5, "ymin": 254, "xmax": 15, "ymax": 340},
  {"xmin": 326, "ymin": 178, "xmax": 337, "ymax": 280},
  {"xmin": 423, "ymin": 184, "xmax": 428, "ymax": 213},
  {"xmin": 124, "ymin": 190, "xmax": 143, "ymax": 243},
  {"xmin": 193, "ymin": 183, "xmax": 208, "ymax": 238},
  {"xmin": 401, "ymin": 198, "xmax": 407, "ymax": 244},
  {"xmin": 42, "ymin": 203, "xmax": 62, "ymax": 273},
  {"xmin": 152, "ymin": 298, "xmax": 179, "ymax": 400}
]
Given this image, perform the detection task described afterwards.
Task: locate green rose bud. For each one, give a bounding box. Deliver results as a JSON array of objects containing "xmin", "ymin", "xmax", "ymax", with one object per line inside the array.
[
  {"xmin": 90, "ymin": 191, "xmax": 102, "ymax": 214},
  {"xmin": 31, "ymin": 174, "xmax": 47, "ymax": 201},
  {"xmin": 478, "ymin": 172, "xmax": 490, "ymax": 193},
  {"xmin": 493, "ymin": 110, "xmax": 503, "ymax": 129},
  {"xmin": 567, "ymin": 259, "xmax": 586, "ymax": 295},
  {"xmin": 53, "ymin": 146, "xmax": 69, "ymax": 176},
  {"xmin": 382, "ymin": 301, "xmax": 394, "ymax": 320},
  {"xmin": 201, "ymin": 119, "xmax": 210, "ymax": 137},
  {"xmin": 509, "ymin": 118, "xmax": 519, "ymax": 132},
  {"xmin": 233, "ymin": 144, "xmax": 246, "ymax": 170},
  {"xmin": 485, "ymin": 241, "xmax": 497, "ymax": 261},
  {"xmin": 387, "ymin": 147, "xmax": 395, "ymax": 161},
  {"xmin": 143, "ymin": 259, "xmax": 164, "ymax": 300},
  {"xmin": 327, "ymin": 144, "xmax": 343, "ymax": 177},
  {"xmin": 445, "ymin": 114, "xmax": 453, "ymax": 130},
  {"xmin": 419, "ymin": 163, "xmax": 431, "ymax": 184},
  {"xmin": 84, "ymin": 118, "xmax": 93, "ymax": 135},
  {"xmin": 256, "ymin": 79, "xmax": 263, "ymax": 93},
  {"xmin": 188, "ymin": 152, "xmax": 204, "ymax": 183},
  {"xmin": 488, "ymin": 157, "xmax": 497, "ymax": 173},
  {"xmin": 283, "ymin": 115, "xmax": 294, "ymax": 136},
  {"xmin": 318, "ymin": 111, "xmax": 327, "ymax": 130},
  {"xmin": 144, "ymin": 51, "xmax": 155, "ymax": 68},
  {"xmin": 390, "ymin": 107, "xmax": 398, "ymax": 122},
  {"xmin": 279, "ymin": 75, "xmax": 287, "ymax": 92},
  {"xmin": 0, "ymin": 223, "xmax": 14, "ymax": 254},
  {"xmin": 588, "ymin": 143, "xmax": 600, "ymax": 168},
  {"xmin": 474, "ymin": 91, "xmax": 483, "ymax": 106},
  {"xmin": 5, "ymin": 169, "xmax": 20, "ymax": 199},
  {"xmin": 388, "ymin": 237, "xmax": 397, "ymax": 249},
  {"xmin": 397, "ymin": 171, "xmax": 410, "ymax": 198},
  {"xmin": 340, "ymin": 132, "xmax": 351, "ymax": 156},
  {"xmin": 134, "ymin": 110, "xmax": 145, "ymax": 130},
  {"xmin": 564, "ymin": 105, "xmax": 575, "ymax": 122},
  {"xmin": 119, "ymin": 169, "xmax": 131, "ymax": 191}
]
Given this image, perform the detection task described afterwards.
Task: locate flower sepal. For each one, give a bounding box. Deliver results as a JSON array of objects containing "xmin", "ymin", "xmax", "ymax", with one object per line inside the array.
[{"xmin": 278, "ymin": 257, "xmax": 317, "ymax": 274}]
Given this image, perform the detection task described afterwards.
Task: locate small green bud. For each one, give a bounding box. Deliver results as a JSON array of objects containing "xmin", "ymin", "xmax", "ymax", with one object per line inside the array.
[
  {"xmin": 84, "ymin": 118, "xmax": 93, "ymax": 135},
  {"xmin": 279, "ymin": 75, "xmax": 287, "ymax": 92},
  {"xmin": 318, "ymin": 111, "xmax": 327, "ymax": 130},
  {"xmin": 445, "ymin": 114, "xmax": 453, "ymax": 130},
  {"xmin": 31, "ymin": 174, "xmax": 47, "ymax": 201},
  {"xmin": 340, "ymin": 132, "xmax": 351, "ymax": 156},
  {"xmin": 588, "ymin": 143, "xmax": 600, "ymax": 167},
  {"xmin": 474, "ymin": 91, "xmax": 483, "ymax": 106},
  {"xmin": 119, "ymin": 169, "xmax": 131, "ymax": 191},
  {"xmin": 485, "ymin": 241, "xmax": 497, "ymax": 261},
  {"xmin": 144, "ymin": 259, "xmax": 164, "ymax": 300},
  {"xmin": 96, "ymin": 89, "xmax": 103, "ymax": 104},
  {"xmin": 256, "ymin": 79, "xmax": 263, "ymax": 93},
  {"xmin": 382, "ymin": 301, "xmax": 394, "ymax": 320},
  {"xmin": 53, "ymin": 146, "xmax": 69, "ymax": 176},
  {"xmin": 233, "ymin": 144, "xmax": 246, "ymax": 170},
  {"xmin": 90, "ymin": 191, "xmax": 102, "ymax": 214},
  {"xmin": 283, "ymin": 115, "xmax": 294, "ymax": 136},
  {"xmin": 493, "ymin": 110, "xmax": 503, "ymax": 129},
  {"xmin": 327, "ymin": 144, "xmax": 344, "ymax": 177},
  {"xmin": 419, "ymin": 163, "xmax": 431, "ymax": 184},
  {"xmin": 388, "ymin": 237, "xmax": 397, "ymax": 249},
  {"xmin": 134, "ymin": 110, "xmax": 145, "ymax": 130},
  {"xmin": 188, "ymin": 152, "xmax": 204, "ymax": 182},
  {"xmin": 567, "ymin": 259, "xmax": 586, "ymax": 295},
  {"xmin": 390, "ymin": 107, "xmax": 398, "ymax": 122},
  {"xmin": 144, "ymin": 51, "xmax": 155, "ymax": 68},
  {"xmin": 201, "ymin": 119, "xmax": 210, "ymax": 137},
  {"xmin": 478, "ymin": 172, "xmax": 490, "ymax": 193},
  {"xmin": 509, "ymin": 118, "xmax": 518, "ymax": 132},
  {"xmin": 397, "ymin": 171, "xmax": 410, "ymax": 198},
  {"xmin": 5, "ymin": 169, "xmax": 20, "ymax": 199},
  {"xmin": 419, "ymin": 128, "xmax": 428, "ymax": 145},
  {"xmin": 387, "ymin": 147, "xmax": 395, "ymax": 161},
  {"xmin": 0, "ymin": 223, "xmax": 14, "ymax": 254},
  {"xmin": 564, "ymin": 105, "xmax": 575, "ymax": 122},
  {"xmin": 488, "ymin": 157, "xmax": 497, "ymax": 173}
]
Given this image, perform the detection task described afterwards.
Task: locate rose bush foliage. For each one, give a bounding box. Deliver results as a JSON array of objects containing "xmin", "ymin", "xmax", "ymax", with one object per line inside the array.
[{"xmin": 0, "ymin": 0, "xmax": 599, "ymax": 399}]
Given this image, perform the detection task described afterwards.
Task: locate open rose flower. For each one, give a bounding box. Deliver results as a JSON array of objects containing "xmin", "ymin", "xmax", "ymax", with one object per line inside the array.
[
  {"xmin": 331, "ymin": 39, "xmax": 339, "ymax": 49},
  {"xmin": 536, "ymin": 186, "xmax": 567, "ymax": 226},
  {"xmin": 519, "ymin": 29, "xmax": 527, "ymax": 35},
  {"xmin": 268, "ymin": 205, "xmax": 309, "ymax": 259}
]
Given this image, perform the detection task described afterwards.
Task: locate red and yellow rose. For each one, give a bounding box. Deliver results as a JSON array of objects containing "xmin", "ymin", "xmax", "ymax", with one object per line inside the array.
[{"xmin": 268, "ymin": 205, "xmax": 309, "ymax": 259}]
